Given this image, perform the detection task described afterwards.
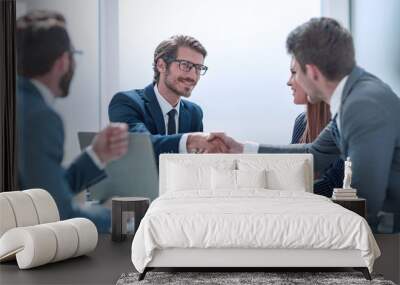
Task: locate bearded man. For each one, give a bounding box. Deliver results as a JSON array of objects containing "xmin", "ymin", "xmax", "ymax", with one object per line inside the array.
[{"xmin": 17, "ymin": 10, "xmax": 128, "ymax": 232}]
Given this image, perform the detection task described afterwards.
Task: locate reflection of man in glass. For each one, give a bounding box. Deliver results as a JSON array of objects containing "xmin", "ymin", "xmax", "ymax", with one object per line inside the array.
[{"xmin": 16, "ymin": 10, "xmax": 129, "ymax": 232}]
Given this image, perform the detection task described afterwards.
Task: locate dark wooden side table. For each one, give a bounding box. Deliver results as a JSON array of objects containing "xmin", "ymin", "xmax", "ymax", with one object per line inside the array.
[
  {"xmin": 331, "ymin": 198, "xmax": 366, "ymax": 218},
  {"xmin": 112, "ymin": 197, "xmax": 150, "ymax": 242}
]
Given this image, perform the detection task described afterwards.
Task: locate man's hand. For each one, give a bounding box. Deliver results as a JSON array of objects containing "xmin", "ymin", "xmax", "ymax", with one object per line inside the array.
[
  {"xmin": 92, "ymin": 123, "xmax": 129, "ymax": 164},
  {"xmin": 187, "ymin": 133, "xmax": 228, "ymax": 153},
  {"xmin": 207, "ymin": 132, "xmax": 244, "ymax": 153}
]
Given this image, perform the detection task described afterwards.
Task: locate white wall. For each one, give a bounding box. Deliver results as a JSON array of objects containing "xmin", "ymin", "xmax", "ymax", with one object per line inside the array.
[
  {"xmin": 16, "ymin": 0, "xmax": 101, "ymax": 165},
  {"xmin": 99, "ymin": 0, "xmax": 120, "ymax": 128},
  {"xmin": 118, "ymin": 0, "xmax": 321, "ymax": 144},
  {"xmin": 321, "ymin": 0, "xmax": 350, "ymax": 29},
  {"xmin": 351, "ymin": 0, "xmax": 400, "ymax": 95}
]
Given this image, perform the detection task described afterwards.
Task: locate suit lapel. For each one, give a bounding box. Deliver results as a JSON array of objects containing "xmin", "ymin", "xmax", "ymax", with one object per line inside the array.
[
  {"xmin": 341, "ymin": 66, "xmax": 364, "ymax": 106},
  {"xmin": 337, "ymin": 66, "xmax": 365, "ymax": 156},
  {"xmin": 330, "ymin": 115, "xmax": 340, "ymax": 145},
  {"xmin": 143, "ymin": 84, "xmax": 166, "ymax": 135},
  {"xmin": 178, "ymin": 100, "xmax": 191, "ymax": 133}
]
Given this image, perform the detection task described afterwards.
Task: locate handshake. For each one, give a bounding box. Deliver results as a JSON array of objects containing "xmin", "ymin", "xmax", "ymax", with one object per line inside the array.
[{"xmin": 186, "ymin": 132, "xmax": 244, "ymax": 154}]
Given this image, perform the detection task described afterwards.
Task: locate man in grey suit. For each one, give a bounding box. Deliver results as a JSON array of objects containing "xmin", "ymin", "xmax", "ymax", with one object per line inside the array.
[{"xmin": 209, "ymin": 18, "xmax": 400, "ymax": 233}]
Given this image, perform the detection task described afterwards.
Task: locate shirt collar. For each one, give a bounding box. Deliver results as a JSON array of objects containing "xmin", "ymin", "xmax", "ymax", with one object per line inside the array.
[
  {"xmin": 329, "ymin": 75, "xmax": 349, "ymax": 117},
  {"xmin": 153, "ymin": 84, "xmax": 180, "ymax": 116},
  {"xmin": 30, "ymin": 79, "xmax": 56, "ymax": 107}
]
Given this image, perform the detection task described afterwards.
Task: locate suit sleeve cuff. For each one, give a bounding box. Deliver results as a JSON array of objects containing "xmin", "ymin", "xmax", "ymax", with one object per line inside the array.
[
  {"xmin": 86, "ymin": 146, "xmax": 106, "ymax": 170},
  {"xmin": 243, "ymin": 141, "xmax": 259, "ymax": 153},
  {"xmin": 179, "ymin": 134, "xmax": 189, "ymax": 153}
]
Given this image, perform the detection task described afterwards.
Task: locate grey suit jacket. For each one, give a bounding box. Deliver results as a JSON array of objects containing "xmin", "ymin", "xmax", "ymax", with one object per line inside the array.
[{"xmin": 259, "ymin": 66, "xmax": 400, "ymax": 230}]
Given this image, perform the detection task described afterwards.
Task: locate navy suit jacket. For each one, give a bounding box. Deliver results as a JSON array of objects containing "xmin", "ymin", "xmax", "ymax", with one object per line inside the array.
[
  {"xmin": 108, "ymin": 83, "xmax": 203, "ymax": 157},
  {"xmin": 17, "ymin": 77, "xmax": 111, "ymax": 232}
]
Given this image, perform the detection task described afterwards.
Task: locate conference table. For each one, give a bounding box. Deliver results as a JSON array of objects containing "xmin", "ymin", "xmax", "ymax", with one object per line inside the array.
[{"xmin": 0, "ymin": 234, "xmax": 133, "ymax": 285}]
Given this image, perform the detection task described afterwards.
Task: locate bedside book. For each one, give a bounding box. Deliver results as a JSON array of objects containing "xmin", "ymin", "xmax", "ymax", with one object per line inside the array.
[
  {"xmin": 332, "ymin": 194, "xmax": 358, "ymax": 199},
  {"xmin": 333, "ymin": 188, "xmax": 357, "ymax": 193},
  {"xmin": 332, "ymin": 188, "xmax": 358, "ymax": 200}
]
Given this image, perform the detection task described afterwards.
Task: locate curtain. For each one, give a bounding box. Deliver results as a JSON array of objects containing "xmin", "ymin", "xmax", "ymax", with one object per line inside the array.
[{"xmin": 0, "ymin": 0, "xmax": 17, "ymax": 192}]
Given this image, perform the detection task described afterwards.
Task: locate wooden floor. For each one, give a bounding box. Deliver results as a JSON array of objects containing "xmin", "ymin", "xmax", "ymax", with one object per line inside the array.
[{"xmin": 373, "ymin": 234, "xmax": 400, "ymax": 284}]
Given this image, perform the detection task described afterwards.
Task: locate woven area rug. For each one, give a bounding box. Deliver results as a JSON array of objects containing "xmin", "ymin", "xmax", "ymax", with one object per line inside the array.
[{"xmin": 116, "ymin": 271, "xmax": 396, "ymax": 285}]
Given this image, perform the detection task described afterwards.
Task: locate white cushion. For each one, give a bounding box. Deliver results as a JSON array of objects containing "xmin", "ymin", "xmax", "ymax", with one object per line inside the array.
[
  {"xmin": 167, "ymin": 162, "xmax": 211, "ymax": 191},
  {"xmin": 267, "ymin": 162, "xmax": 308, "ymax": 191},
  {"xmin": 0, "ymin": 218, "xmax": 97, "ymax": 269},
  {"xmin": 0, "ymin": 189, "xmax": 60, "ymax": 238},
  {"xmin": 159, "ymin": 154, "xmax": 313, "ymax": 195},
  {"xmin": 236, "ymin": 169, "xmax": 268, "ymax": 189},
  {"xmin": 166, "ymin": 158, "xmax": 236, "ymax": 192},
  {"xmin": 238, "ymin": 159, "xmax": 309, "ymax": 191},
  {"xmin": 0, "ymin": 196, "xmax": 17, "ymax": 237},
  {"xmin": 1, "ymin": 191, "xmax": 39, "ymax": 227},
  {"xmin": 66, "ymin": 218, "xmax": 98, "ymax": 257},
  {"xmin": 211, "ymin": 169, "xmax": 268, "ymax": 190},
  {"xmin": 24, "ymin": 189, "xmax": 59, "ymax": 224},
  {"xmin": 0, "ymin": 225, "xmax": 58, "ymax": 269},
  {"xmin": 211, "ymin": 169, "xmax": 236, "ymax": 190},
  {"xmin": 42, "ymin": 221, "xmax": 79, "ymax": 262}
]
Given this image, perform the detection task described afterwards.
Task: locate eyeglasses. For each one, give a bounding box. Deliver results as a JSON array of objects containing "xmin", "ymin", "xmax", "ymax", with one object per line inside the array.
[
  {"xmin": 67, "ymin": 48, "xmax": 83, "ymax": 65},
  {"xmin": 168, "ymin": 58, "xmax": 208, "ymax": 76},
  {"xmin": 69, "ymin": 48, "xmax": 84, "ymax": 56},
  {"xmin": 71, "ymin": 49, "xmax": 84, "ymax": 56}
]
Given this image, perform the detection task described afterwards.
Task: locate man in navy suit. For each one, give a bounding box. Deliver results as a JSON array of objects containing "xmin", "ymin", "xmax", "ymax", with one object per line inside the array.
[
  {"xmin": 109, "ymin": 35, "xmax": 226, "ymax": 157},
  {"xmin": 16, "ymin": 11, "xmax": 128, "ymax": 232}
]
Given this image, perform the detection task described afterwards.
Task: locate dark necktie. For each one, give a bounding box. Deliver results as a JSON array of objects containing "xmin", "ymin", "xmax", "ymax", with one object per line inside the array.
[{"xmin": 167, "ymin": 109, "xmax": 177, "ymax": 135}]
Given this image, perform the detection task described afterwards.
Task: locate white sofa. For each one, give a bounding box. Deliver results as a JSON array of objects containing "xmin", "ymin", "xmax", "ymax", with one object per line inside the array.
[{"xmin": 0, "ymin": 189, "xmax": 97, "ymax": 269}]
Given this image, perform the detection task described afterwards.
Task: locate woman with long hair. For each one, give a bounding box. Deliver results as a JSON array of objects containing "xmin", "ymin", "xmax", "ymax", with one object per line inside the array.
[{"xmin": 287, "ymin": 58, "xmax": 344, "ymax": 197}]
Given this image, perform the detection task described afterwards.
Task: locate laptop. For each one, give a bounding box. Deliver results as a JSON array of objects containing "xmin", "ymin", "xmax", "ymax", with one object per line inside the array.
[{"xmin": 78, "ymin": 132, "xmax": 159, "ymax": 202}]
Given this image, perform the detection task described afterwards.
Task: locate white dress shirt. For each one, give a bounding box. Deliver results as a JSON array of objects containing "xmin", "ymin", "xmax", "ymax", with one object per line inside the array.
[
  {"xmin": 153, "ymin": 85, "xmax": 189, "ymax": 153},
  {"xmin": 30, "ymin": 79, "xmax": 105, "ymax": 169},
  {"xmin": 329, "ymin": 75, "xmax": 349, "ymax": 132}
]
